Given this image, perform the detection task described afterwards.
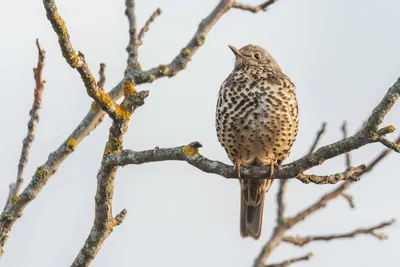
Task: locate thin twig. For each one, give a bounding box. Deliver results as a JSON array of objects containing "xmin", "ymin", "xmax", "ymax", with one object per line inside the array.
[
  {"xmin": 308, "ymin": 122, "xmax": 326, "ymax": 155},
  {"xmin": 138, "ymin": 8, "xmax": 162, "ymax": 46},
  {"xmin": 264, "ymin": 253, "xmax": 313, "ymax": 267},
  {"xmin": 340, "ymin": 121, "xmax": 355, "ymax": 207},
  {"xmin": 233, "ymin": 0, "xmax": 278, "ymax": 13},
  {"xmin": 365, "ymin": 135, "xmax": 400, "ymax": 172},
  {"xmin": 283, "ymin": 219, "xmax": 395, "ymax": 246},
  {"xmin": 97, "ymin": 63, "xmax": 106, "ymax": 89},
  {"xmin": 379, "ymin": 136, "xmax": 400, "ymax": 152},
  {"xmin": 341, "ymin": 192, "xmax": 355, "ymax": 208},
  {"xmin": 4, "ymin": 39, "xmax": 46, "ymax": 212},
  {"xmin": 125, "ymin": 0, "xmax": 140, "ymax": 70},
  {"xmin": 341, "ymin": 121, "xmax": 352, "ymax": 168}
]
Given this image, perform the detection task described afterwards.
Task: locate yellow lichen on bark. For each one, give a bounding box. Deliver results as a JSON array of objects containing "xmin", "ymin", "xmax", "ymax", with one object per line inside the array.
[
  {"xmin": 124, "ymin": 80, "xmax": 136, "ymax": 98},
  {"xmin": 53, "ymin": 12, "xmax": 69, "ymax": 39},
  {"xmin": 115, "ymin": 105, "xmax": 132, "ymax": 120},
  {"xmin": 67, "ymin": 138, "xmax": 77, "ymax": 150},
  {"xmin": 11, "ymin": 195, "xmax": 21, "ymax": 205},
  {"xmin": 104, "ymin": 136, "xmax": 122, "ymax": 158},
  {"xmin": 97, "ymin": 90, "xmax": 114, "ymax": 109},
  {"xmin": 386, "ymin": 125, "xmax": 396, "ymax": 133},
  {"xmin": 182, "ymin": 145, "xmax": 199, "ymax": 157}
]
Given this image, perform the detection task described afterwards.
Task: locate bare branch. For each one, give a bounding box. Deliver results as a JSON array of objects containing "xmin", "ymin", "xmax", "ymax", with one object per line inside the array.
[
  {"xmin": 283, "ymin": 219, "xmax": 395, "ymax": 247},
  {"xmin": 296, "ymin": 165, "xmax": 365, "ymax": 184},
  {"xmin": 341, "ymin": 192, "xmax": 355, "ymax": 208},
  {"xmin": 0, "ymin": 0, "xmax": 280, "ymax": 255},
  {"xmin": 0, "ymin": 39, "xmax": 46, "ymax": 254},
  {"xmin": 97, "ymin": 63, "xmax": 106, "ymax": 89},
  {"xmin": 340, "ymin": 121, "xmax": 355, "ymax": 208},
  {"xmin": 379, "ymin": 136, "xmax": 400, "ymax": 152},
  {"xmin": 106, "ymin": 76, "xmax": 400, "ymax": 180},
  {"xmin": 253, "ymin": 226, "xmax": 287, "ymax": 267},
  {"xmin": 71, "ymin": 81, "xmax": 149, "ymax": 267},
  {"xmin": 138, "ymin": 8, "xmax": 162, "ymax": 46},
  {"xmin": 276, "ymin": 180, "xmax": 288, "ymax": 223},
  {"xmin": 5, "ymin": 39, "xmax": 46, "ymax": 211},
  {"xmin": 43, "ymin": 0, "xmax": 123, "ymax": 120},
  {"xmin": 125, "ymin": 0, "xmax": 140, "ymax": 70},
  {"xmin": 365, "ymin": 134, "xmax": 400, "ymax": 172},
  {"xmin": 341, "ymin": 121, "xmax": 352, "ymax": 168},
  {"xmin": 264, "ymin": 253, "xmax": 313, "ymax": 267},
  {"xmin": 129, "ymin": 0, "xmax": 272, "ymax": 83},
  {"xmin": 277, "ymin": 123, "xmax": 326, "ymax": 223},
  {"xmin": 233, "ymin": 0, "xmax": 278, "ymax": 13},
  {"xmin": 308, "ymin": 122, "xmax": 326, "ymax": 154},
  {"xmin": 285, "ymin": 133, "xmax": 400, "ymax": 229}
]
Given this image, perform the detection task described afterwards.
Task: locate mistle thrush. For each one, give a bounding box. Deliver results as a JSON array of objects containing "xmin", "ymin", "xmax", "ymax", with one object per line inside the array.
[{"xmin": 215, "ymin": 44, "xmax": 299, "ymax": 239}]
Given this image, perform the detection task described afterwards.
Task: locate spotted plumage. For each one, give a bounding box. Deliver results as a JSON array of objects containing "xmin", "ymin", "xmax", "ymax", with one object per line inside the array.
[{"xmin": 216, "ymin": 44, "xmax": 299, "ymax": 239}]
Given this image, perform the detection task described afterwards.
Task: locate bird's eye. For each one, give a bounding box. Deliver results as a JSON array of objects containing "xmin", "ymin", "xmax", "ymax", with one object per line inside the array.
[{"xmin": 253, "ymin": 52, "xmax": 261, "ymax": 59}]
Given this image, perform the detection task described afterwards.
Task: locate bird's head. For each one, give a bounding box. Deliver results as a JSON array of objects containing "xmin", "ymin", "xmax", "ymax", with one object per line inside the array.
[{"xmin": 228, "ymin": 44, "xmax": 281, "ymax": 71}]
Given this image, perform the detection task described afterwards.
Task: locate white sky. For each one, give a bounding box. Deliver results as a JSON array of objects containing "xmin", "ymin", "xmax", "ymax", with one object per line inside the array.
[{"xmin": 0, "ymin": 0, "xmax": 399, "ymax": 266}]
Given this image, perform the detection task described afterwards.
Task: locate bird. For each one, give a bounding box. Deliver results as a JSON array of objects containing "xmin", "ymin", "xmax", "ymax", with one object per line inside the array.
[{"xmin": 215, "ymin": 44, "xmax": 298, "ymax": 239}]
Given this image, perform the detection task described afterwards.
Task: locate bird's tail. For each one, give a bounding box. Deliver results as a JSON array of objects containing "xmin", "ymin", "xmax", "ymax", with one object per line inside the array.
[{"xmin": 240, "ymin": 179, "xmax": 273, "ymax": 239}]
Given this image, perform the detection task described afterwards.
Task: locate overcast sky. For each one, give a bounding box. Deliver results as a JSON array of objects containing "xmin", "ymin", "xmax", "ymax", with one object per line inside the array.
[{"xmin": 1, "ymin": 0, "xmax": 400, "ymax": 266}]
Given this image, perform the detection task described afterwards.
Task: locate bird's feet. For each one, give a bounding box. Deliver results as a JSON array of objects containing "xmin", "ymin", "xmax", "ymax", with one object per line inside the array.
[
  {"xmin": 234, "ymin": 160, "xmax": 250, "ymax": 178},
  {"xmin": 262, "ymin": 156, "xmax": 279, "ymax": 179}
]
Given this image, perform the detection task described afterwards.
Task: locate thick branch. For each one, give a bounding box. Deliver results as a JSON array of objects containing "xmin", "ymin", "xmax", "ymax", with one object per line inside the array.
[
  {"xmin": 283, "ymin": 219, "xmax": 395, "ymax": 247},
  {"xmin": 71, "ymin": 81, "xmax": 148, "ymax": 267},
  {"xmin": 43, "ymin": 0, "xmax": 124, "ymax": 120},
  {"xmin": 264, "ymin": 253, "xmax": 313, "ymax": 267}
]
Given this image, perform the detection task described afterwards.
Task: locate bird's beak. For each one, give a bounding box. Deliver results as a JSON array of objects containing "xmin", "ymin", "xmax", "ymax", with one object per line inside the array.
[{"xmin": 228, "ymin": 45, "xmax": 242, "ymax": 58}]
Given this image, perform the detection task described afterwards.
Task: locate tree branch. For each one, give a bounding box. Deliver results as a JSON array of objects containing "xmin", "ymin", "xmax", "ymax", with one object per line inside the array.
[
  {"xmin": 97, "ymin": 63, "xmax": 106, "ymax": 89},
  {"xmin": 0, "ymin": 39, "xmax": 46, "ymax": 255},
  {"xmin": 283, "ymin": 219, "xmax": 395, "ymax": 247},
  {"xmin": 106, "ymin": 75, "xmax": 400, "ymax": 179},
  {"xmin": 125, "ymin": 0, "xmax": 140, "ymax": 70},
  {"xmin": 264, "ymin": 253, "xmax": 313, "ymax": 267},
  {"xmin": 128, "ymin": 0, "xmax": 278, "ymax": 83},
  {"xmin": 137, "ymin": 8, "xmax": 162, "ymax": 46},
  {"xmin": 286, "ymin": 133, "xmax": 400, "ymax": 229},
  {"xmin": 233, "ymin": 0, "xmax": 278, "ymax": 13},
  {"xmin": 43, "ymin": 0, "xmax": 125, "ymax": 120},
  {"xmin": 71, "ymin": 75, "xmax": 149, "ymax": 267},
  {"xmin": 277, "ymin": 123, "xmax": 326, "ymax": 224},
  {"xmin": 0, "ymin": 0, "xmax": 280, "ymax": 256},
  {"xmin": 8, "ymin": 39, "xmax": 46, "ymax": 208},
  {"xmin": 341, "ymin": 121, "xmax": 352, "ymax": 168},
  {"xmin": 296, "ymin": 165, "xmax": 365, "ymax": 184},
  {"xmin": 379, "ymin": 136, "xmax": 400, "ymax": 152}
]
